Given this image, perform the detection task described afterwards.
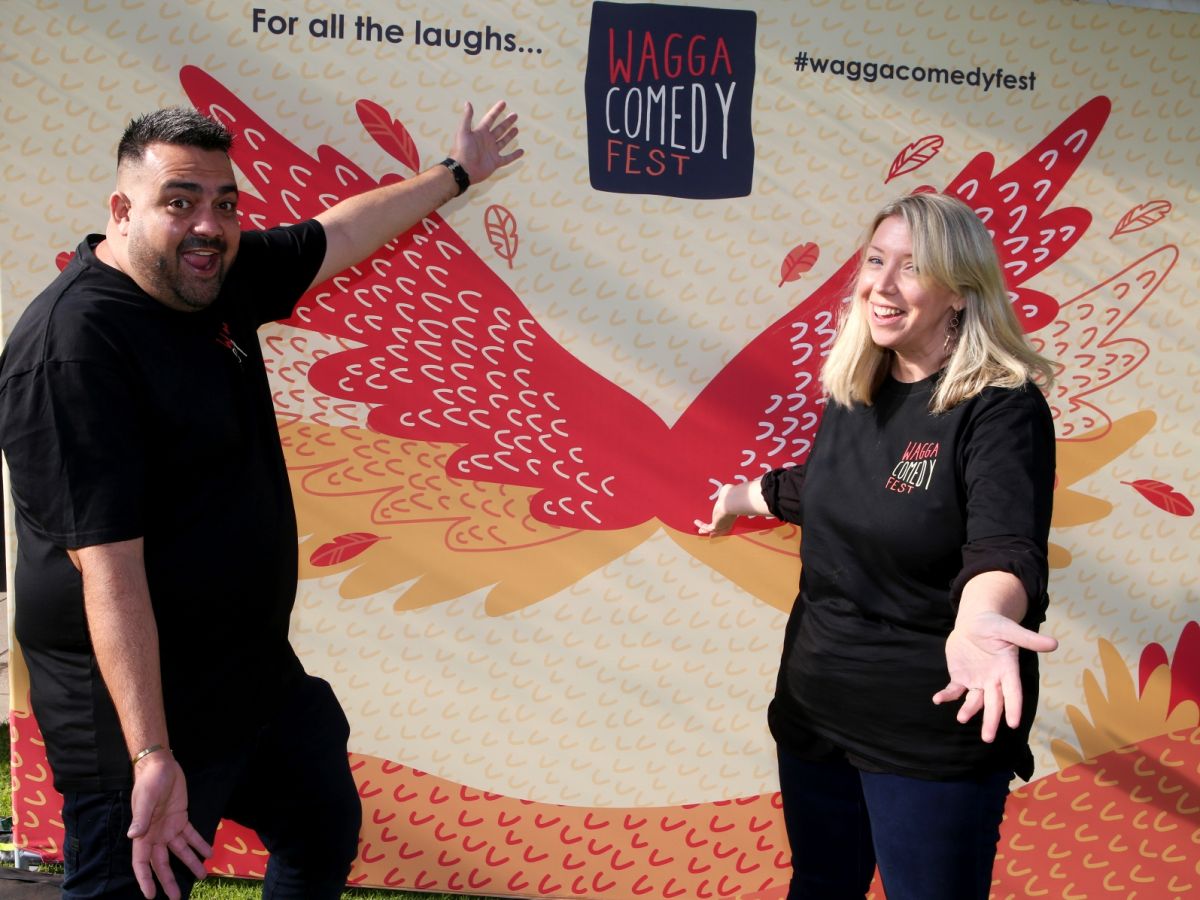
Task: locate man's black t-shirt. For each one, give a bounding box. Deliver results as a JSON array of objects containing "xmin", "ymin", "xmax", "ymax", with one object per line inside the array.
[
  {"xmin": 762, "ymin": 373, "xmax": 1055, "ymax": 781},
  {"xmin": 0, "ymin": 222, "xmax": 326, "ymax": 790}
]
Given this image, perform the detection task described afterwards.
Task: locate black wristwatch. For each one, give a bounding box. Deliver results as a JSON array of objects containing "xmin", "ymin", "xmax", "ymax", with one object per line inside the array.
[{"xmin": 439, "ymin": 157, "xmax": 470, "ymax": 196}]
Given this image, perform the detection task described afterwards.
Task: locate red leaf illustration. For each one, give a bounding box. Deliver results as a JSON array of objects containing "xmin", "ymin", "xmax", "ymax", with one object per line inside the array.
[
  {"xmin": 484, "ymin": 204, "xmax": 519, "ymax": 269},
  {"xmin": 777, "ymin": 242, "xmax": 819, "ymax": 287},
  {"xmin": 309, "ymin": 532, "xmax": 389, "ymax": 566},
  {"xmin": 885, "ymin": 134, "xmax": 944, "ymax": 183},
  {"xmin": 1122, "ymin": 479, "xmax": 1195, "ymax": 517},
  {"xmin": 55, "ymin": 251, "xmax": 72, "ymax": 272},
  {"xmin": 1109, "ymin": 199, "xmax": 1172, "ymax": 238},
  {"xmin": 356, "ymin": 99, "xmax": 420, "ymax": 172}
]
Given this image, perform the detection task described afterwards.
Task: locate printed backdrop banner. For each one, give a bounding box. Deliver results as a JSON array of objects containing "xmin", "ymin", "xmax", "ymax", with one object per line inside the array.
[{"xmin": 3, "ymin": 1, "xmax": 1199, "ymax": 897}]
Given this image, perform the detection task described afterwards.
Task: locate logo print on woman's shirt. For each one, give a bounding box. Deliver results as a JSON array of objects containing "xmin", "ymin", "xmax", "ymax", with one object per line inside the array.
[{"xmin": 886, "ymin": 441, "xmax": 939, "ymax": 494}]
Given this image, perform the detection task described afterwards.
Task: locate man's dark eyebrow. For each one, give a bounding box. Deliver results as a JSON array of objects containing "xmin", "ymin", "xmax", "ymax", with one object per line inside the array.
[{"xmin": 160, "ymin": 179, "xmax": 240, "ymax": 196}]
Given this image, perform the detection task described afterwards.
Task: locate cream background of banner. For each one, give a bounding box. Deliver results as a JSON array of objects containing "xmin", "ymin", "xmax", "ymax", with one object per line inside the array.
[{"xmin": 2, "ymin": 0, "xmax": 1197, "ymax": 808}]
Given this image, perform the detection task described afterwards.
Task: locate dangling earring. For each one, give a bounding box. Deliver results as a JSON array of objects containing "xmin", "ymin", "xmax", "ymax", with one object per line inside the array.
[{"xmin": 943, "ymin": 308, "xmax": 960, "ymax": 353}]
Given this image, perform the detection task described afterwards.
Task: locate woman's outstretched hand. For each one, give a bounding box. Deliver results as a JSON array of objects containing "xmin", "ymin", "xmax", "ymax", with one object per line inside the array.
[
  {"xmin": 695, "ymin": 483, "xmax": 740, "ymax": 537},
  {"xmin": 934, "ymin": 600, "xmax": 1058, "ymax": 743}
]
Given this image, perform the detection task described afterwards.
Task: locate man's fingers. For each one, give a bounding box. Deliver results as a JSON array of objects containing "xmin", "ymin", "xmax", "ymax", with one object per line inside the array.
[
  {"xmin": 182, "ymin": 822, "xmax": 214, "ymax": 860},
  {"xmin": 169, "ymin": 823, "xmax": 213, "ymax": 879},
  {"xmin": 168, "ymin": 838, "xmax": 209, "ymax": 881},
  {"xmin": 151, "ymin": 842, "xmax": 181, "ymax": 900},
  {"xmin": 458, "ymin": 100, "xmax": 475, "ymax": 135},
  {"xmin": 131, "ymin": 849, "xmax": 156, "ymax": 899},
  {"xmin": 492, "ymin": 112, "xmax": 519, "ymax": 138},
  {"xmin": 477, "ymin": 99, "xmax": 507, "ymax": 130},
  {"xmin": 499, "ymin": 147, "xmax": 525, "ymax": 166},
  {"xmin": 127, "ymin": 796, "xmax": 150, "ymax": 839}
]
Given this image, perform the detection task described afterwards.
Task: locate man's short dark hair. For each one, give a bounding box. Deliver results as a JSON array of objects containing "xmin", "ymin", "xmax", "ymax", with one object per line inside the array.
[{"xmin": 116, "ymin": 107, "xmax": 234, "ymax": 167}]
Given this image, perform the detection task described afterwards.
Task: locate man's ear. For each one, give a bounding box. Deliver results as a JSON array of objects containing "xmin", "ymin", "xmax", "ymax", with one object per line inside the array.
[{"xmin": 109, "ymin": 191, "xmax": 132, "ymax": 232}]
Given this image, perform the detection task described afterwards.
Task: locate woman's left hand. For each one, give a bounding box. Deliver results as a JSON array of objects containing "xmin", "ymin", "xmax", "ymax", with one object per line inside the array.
[{"xmin": 933, "ymin": 605, "xmax": 1058, "ymax": 743}]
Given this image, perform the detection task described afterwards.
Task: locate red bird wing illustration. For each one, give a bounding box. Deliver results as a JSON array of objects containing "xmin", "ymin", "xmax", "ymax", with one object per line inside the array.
[
  {"xmin": 943, "ymin": 96, "xmax": 1110, "ymax": 333},
  {"xmin": 663, "ymin": 98, "xmax": 1112, "ymax": 535},
  {"xmin": 182, "ymin": 66, "xmax": 669, "ymax": 535},
  {"xmin": 182, "ymin": 65, "xmax": 1116, "ymax": 605}
]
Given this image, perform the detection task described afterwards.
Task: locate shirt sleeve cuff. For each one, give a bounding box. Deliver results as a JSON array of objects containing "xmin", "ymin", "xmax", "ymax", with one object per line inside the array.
[
  {"xmin": 760, "ymin": 465, "xmax": 805, "ymax": 524},
  {"xmin": 951, "ymin": 535, "xmax": 1049, "ymax": 625}
]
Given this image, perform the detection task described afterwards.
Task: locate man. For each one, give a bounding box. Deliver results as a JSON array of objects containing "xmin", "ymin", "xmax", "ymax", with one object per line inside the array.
[{"xmin": 0, "ymin": 101, "xmax": 520, "ymax": 898}]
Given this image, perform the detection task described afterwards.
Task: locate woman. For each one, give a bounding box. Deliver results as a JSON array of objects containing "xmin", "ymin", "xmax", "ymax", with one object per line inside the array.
[{"xmin": 697, "ymin": 193, "xmax": 1058, "ymax": 899}]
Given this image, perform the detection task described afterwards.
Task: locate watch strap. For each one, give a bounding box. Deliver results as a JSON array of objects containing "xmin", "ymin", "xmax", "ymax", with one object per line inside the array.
[{"xmin": 439, "ymin": 157, "xmax": 470, "ymax": 196}]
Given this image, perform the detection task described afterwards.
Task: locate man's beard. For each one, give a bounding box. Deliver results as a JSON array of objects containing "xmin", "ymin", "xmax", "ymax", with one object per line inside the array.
[{"xmin": 128, "ymin": 232, "xmax": 227, "ymax": 311}]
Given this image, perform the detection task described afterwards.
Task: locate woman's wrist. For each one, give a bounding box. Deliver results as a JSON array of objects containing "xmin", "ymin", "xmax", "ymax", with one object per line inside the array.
[
  {"xmin": 722, "ymin": 479, "xmax": 769, "ymax": 517},
  {"xmin": 956, "ymin": 571, "xmax": 1028, "ymax": 622}
]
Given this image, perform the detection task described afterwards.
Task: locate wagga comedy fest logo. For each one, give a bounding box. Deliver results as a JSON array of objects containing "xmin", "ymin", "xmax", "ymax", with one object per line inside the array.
[{"xmin": 585, "ymin": 2, "xmax": 756, "ymax": 199}]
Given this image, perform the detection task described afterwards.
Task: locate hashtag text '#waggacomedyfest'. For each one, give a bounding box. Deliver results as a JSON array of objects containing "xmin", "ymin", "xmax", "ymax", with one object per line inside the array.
[{"xmin": 794, "ymin": 51, "xmax": 1036, "ymax": 92}]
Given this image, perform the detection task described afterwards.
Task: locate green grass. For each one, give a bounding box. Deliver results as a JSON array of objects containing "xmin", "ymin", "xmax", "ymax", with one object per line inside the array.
[
  {"xmin": 1, "ymin": 722, "xmax": 493, "ymax": 899},
  {"xmin": 0, "ymin": 722, "xmax": 11, "ymax": 819}
]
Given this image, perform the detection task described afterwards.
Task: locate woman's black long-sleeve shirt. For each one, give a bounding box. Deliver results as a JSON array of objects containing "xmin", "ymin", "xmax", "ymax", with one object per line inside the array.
[{"xmin": 762, "ymin": 373, "xmax": 1055, "ymax": 780}]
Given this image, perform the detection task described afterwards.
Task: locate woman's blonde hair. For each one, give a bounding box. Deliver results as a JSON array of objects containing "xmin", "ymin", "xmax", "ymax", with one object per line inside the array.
[{"xmin": 821, "ymin": 192, "xmax": 1055, "ymax": 412}]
